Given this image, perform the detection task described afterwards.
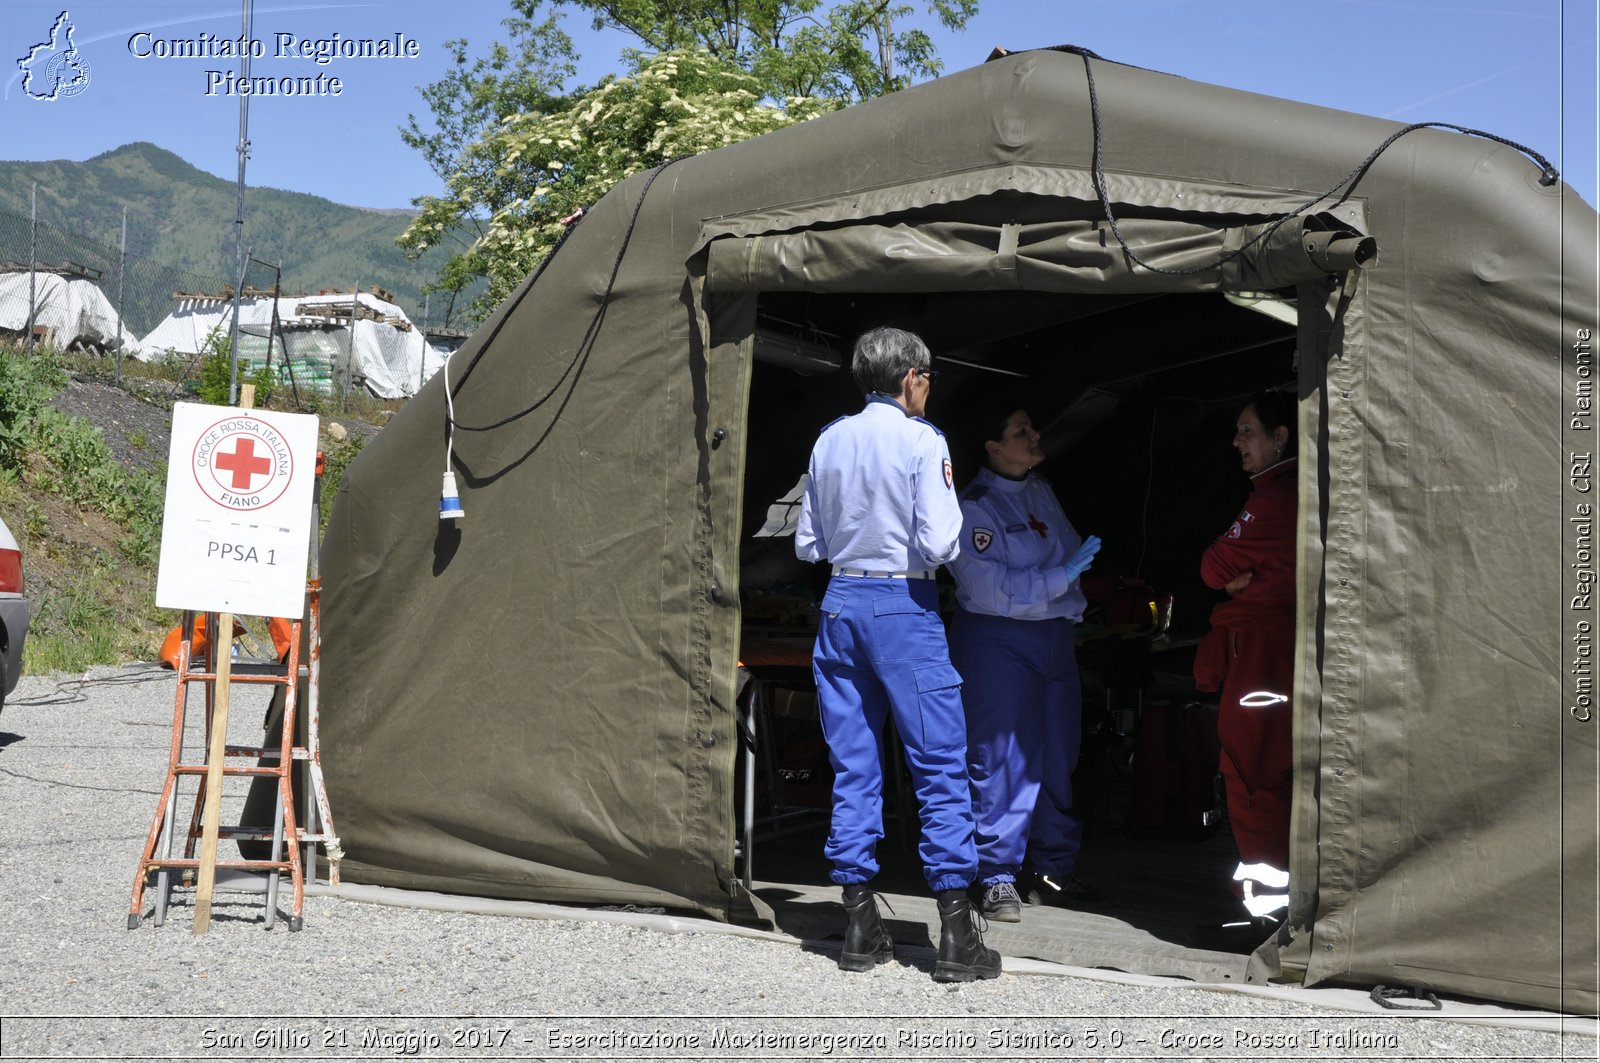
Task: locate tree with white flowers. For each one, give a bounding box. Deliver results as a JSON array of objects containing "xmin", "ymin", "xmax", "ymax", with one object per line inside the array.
[
  {"xmin": 400, "ymin": 1, "xmax": 977, "ymax": 319},
  {"xmin": 401, "ymin": 49, "xmax": 836, "ymax": 315}
]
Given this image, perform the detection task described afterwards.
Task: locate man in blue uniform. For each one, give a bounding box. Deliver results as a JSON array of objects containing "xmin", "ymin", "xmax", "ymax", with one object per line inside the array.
[{"xmin": 795, "ymin": 326, "xmax": 1000, "ymax": 983}]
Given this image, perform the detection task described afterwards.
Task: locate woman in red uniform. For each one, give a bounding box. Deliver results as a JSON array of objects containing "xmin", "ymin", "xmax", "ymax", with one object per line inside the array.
[{"xmin": 1195, "ymin": 391, "xmax": 1297, "ymax": 936}]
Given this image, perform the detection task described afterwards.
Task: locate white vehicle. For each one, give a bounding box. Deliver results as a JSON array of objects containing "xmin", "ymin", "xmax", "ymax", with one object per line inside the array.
[{"xmin": 0, "ymin": 516, "xmax": 27, "ymax": 710}]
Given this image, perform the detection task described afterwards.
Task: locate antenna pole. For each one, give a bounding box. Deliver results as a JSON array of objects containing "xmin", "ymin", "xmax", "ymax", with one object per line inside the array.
[{"xmin": 227, "ymin": 0, "xmax": 254, "ymax": 406}]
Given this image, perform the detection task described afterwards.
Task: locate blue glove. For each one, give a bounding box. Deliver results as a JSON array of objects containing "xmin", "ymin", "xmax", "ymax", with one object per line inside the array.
[{"xmin": 1061, "ymin": 534, "xmax": 1102, "ymax": 584}]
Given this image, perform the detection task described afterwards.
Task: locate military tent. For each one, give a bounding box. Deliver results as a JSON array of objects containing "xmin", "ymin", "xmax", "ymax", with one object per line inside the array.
[{"xmin": 320, "ymin": 47, "xmax": 1598, "ymax": 1013}]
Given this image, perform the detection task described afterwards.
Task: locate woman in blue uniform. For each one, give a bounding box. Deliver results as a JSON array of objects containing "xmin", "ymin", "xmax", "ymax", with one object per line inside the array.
[
  {"xmin": 797, "ymin": 326, "xmax": 999, "ymax": 982},
  {"xmin": 948, "ymin": 405, "xmax": 1102, "ymax": 921}
]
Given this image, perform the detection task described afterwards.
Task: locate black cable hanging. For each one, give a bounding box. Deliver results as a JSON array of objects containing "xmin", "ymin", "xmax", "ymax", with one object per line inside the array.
[
  {"xmin": 446, "ymin": 156, "xmax": 685, "ymax": 433},
  {"xmin": 1068, "ymin": 49, "xmax": 1560, "ymax": 278}
]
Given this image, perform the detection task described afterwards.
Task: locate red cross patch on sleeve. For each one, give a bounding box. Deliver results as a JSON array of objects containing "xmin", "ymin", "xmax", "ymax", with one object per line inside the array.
[{"xmin": 943, "ymin": 458, "xmax": 953, "ymax": 489}]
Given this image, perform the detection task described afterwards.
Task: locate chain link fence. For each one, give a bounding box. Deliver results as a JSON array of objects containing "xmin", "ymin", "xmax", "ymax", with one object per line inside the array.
[
  {"xmin": 0, "ymin": 204, "xmax": 229, "ymax": 358},
  {"xmin": 0, "ymin": 205, "xmax": 444, "ymax": 407}
]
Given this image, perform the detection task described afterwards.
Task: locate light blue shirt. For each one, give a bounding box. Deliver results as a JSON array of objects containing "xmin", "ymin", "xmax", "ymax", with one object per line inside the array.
[
  {"xmin": 948, "ymin": 465, "xmax": 1088, "ymax": 620},
  {"xmin": 795, "ymin": 395, "xmax": 963, "ymax": 571}
]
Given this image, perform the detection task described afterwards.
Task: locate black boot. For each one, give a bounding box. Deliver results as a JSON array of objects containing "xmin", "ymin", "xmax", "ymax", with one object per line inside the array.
[
  {"xmin": 933, "ymin": 889, "xmax": 1002, "ymax": 982},
  {"xmin": 838, "ymin": 884, "xmax": 894, "ymax": 972}
]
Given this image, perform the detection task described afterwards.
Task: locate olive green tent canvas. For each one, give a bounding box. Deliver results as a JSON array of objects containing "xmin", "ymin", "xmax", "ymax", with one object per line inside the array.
[{"xmin": 319, "ymin": 48, "xmax": 1598, "ymax": 1013}]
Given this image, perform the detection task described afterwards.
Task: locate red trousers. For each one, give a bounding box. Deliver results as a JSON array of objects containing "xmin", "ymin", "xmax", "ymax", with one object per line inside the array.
[{"xmin": 1195, "ymin": 599, "xmax": 1294, "ymax": 874}]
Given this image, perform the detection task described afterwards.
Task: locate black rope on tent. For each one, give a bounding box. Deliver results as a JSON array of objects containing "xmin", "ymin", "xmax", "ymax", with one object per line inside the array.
[
  {"xmin": 1072, "ymin": 51, "xmax": 1561, "ymax": 278},
  {"xmin": 446, "ymin": 156, "xmax": 686, "ymax": 434},
  {"xmin": 444, "ymin": 206, "xmax": 586, "ymax": 397},
  {"xmin": 1034, "ymin": 43, "xmax": 1178, "ymax": 79}
]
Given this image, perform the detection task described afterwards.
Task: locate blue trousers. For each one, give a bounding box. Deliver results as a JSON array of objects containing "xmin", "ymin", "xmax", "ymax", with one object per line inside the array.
[
  {"xmin": 948, "ymin": 609, "xmax": 1084, "ymax": 885},
  {"xmin": 812, "ymin": 577, "xmax": 977, "ymax": 893}
]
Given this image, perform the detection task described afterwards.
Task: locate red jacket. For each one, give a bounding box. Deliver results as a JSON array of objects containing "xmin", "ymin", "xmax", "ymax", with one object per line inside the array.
[{"xmin": 1200, "ymin": 457, "xmax": 1297, "ymax": 606}]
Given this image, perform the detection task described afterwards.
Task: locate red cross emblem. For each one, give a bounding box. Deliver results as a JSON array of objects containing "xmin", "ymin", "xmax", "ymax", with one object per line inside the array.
[
  {"xmin": 193, "ymin": 416, "xmax": 295, "ymax": 511},
  {"xmin": 213, "ymin": 437, "xmax": 274, "ymax": 492},
  {"xmin": 1027, "ymin": 512, "xmax": 1049, "ymax": 538}
]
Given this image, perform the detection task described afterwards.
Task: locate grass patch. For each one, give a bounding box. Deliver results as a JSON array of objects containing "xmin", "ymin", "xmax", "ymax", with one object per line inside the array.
[
  {"xmin": 1, "ymin": 347, "xmax": 183, "ymax": 669},
  {"xmin": 6, "ymin": 529, "xmax": 165, "ymax": 671},
  {"xmin": 24, "ymin": 567, "xmax": 139, "ymax": 673}
]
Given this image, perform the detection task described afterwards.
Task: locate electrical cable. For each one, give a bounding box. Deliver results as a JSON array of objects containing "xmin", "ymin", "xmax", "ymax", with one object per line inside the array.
[
  {"xmin": 438, "ymin": 346, "xmax": 464, "ymax": 517},
  {"xmin": 445, "ymin": 157, "xmax": 685, "ymax": 435},
  {"xmin": 443, "ymin": 349, "xmax": 456, "ymax": 472},
  {"xmin": 428, "ymin": 157, "xmax": 684, "ymax": 516},
  {"xmin": 1058, "ymin": 46, "xmax": 1560, "ymax": 278},
  {"xmin": 6, "ymin": 664, "xmax": 172, "ymax": 707}
]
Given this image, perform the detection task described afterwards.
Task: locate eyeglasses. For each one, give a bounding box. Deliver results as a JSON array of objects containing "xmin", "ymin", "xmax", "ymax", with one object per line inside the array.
[{"xmin": 916, "ymin": 368, "xmax": 940, "ymax": 385}]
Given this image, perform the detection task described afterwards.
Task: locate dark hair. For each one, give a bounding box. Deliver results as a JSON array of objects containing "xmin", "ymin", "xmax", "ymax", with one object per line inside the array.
[
  {"xmin": 851, "ymin": 326, "xmax": 930, "ymax": 396},
  {"xmin": 974, "ymin": 399, "xmax": 1028, "ymax": 464},
  {"xmin": 977, "ymin": 400, "xmax": 1025, "ymax": 447},
  {"xmin": 1245, "ymin": 390, "xmax": 1296, "ymax": 458},
  {"xmin": 939, "ymin": 400, "xmax": 1032, "ymax": 488}
]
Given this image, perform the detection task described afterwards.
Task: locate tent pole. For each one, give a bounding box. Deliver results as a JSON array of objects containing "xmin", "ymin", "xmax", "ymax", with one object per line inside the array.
[
  {"xmin": 271, "ymin": 260, "xmax": 302, "ymax": 410},
  {"xmin": 115, "ymin": 206, "xmax": 126, "ymax": 387},
  {"xmin": 227, "ymin": 0, "xmax": 254, "ymax": 407},
  {"xmin": 343, "ymin": 283, "xmax": 358, "ymax": 411},
  {"xmin": 26, "ymin": 184, "xmax": 36, "ymax": 358}
]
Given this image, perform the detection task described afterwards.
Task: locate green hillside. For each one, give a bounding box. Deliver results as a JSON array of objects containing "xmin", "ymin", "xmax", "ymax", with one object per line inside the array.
[{"xmin": 0, "ymin": 142, "xmax": 475, "ymax": 334}]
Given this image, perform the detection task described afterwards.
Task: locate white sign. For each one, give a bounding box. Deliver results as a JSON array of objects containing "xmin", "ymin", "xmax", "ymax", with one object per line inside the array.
[{"xmin": 156, "ymin": 403, "xmax": 320, "ymax": 618}]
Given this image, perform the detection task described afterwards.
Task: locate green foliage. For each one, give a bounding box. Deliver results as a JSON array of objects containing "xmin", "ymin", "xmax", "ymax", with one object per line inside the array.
[
  {"xmin": 401, "ymin": 7, "xmax": 578, "ymax": 186},
  {"xmin": 248, "ymin": 361, "xmax": 279, "ymax": 407},
  {"xmin": 399, "ymin": 2, "xmax": 977, "ymax": 317},
  {"xmin": 24, "ymin": 500, "xmax": 45, "ymax": 540},
  {"xmin": 34, "ymin": 408, "xmax": 107, "ymax": 484},
  {"xmin": 30, "ymin": 408, "xmax": 163, "ymax": 556},
  {"xmin": 195, "ymin": 329, "xmax": 233, "ymax": 405},
  {"xmin": 158, "ymin": 349, "xmax": 189, "ymax": 381},
  {"xmin": 114, "ymin": 471, "xmax": 165, "ymax": 567},
  {"xmin": 0, "ymin": 395, "xmax": 169, "ymax": 671},
  {"xmin": 23, "ymin": 568, "xmax": 140, "ymax": 674},
  {"xmin": 319, "ymin": 431, "xmax": 367, "ymax": 532},
  {"xmin": 397, "ymin": 8, "xmax": 577, "ymax": 318},
  {"xmin": 0, "ymin": 349, "xmax": 68, "ymax": 465},
  {"xmin": 402, "ymin": 48, "xmax": 837, "ymax": 313},
  {"xmin": 553, "ymin": 0, "xmax": 979, "ymax": 100}
]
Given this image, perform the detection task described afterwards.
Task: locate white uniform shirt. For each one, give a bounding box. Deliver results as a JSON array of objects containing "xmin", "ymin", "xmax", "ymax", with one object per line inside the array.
[
  {"xmin": 948, "ymin": 465, "xmax": 1088, "ymax": 620},
  {"xmin": 795, "ymin": 395, "xmax": 962, "ymax": 571}
]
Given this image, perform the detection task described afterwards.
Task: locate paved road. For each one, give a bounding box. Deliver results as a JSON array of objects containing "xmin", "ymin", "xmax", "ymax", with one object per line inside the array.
[{"xmin": 0, "ymin": 666, "xmax": 1591, "ymax": 1061}]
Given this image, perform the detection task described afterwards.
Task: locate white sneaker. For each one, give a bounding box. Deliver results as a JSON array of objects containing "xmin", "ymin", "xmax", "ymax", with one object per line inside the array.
[{"xmin": 980, "ymin": 881, "xmax": 1022, "ymax": 922}]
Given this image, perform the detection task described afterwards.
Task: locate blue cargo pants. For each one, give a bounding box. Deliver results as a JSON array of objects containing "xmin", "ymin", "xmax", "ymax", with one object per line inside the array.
[{"xmin": 811, "ymin": 576, "xmax": 977, "ymax": 893}]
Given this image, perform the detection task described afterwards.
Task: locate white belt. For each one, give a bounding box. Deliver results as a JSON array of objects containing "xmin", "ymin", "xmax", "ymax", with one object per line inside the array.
[{"xmin": 833, "ymin": 566, "xmax": 935, "ymax": 580}]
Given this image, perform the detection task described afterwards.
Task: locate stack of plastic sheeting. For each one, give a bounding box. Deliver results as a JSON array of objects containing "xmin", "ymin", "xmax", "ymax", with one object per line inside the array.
[
  {"xmin": 0, "ymin": 271, "xmax": 139, "ymax": 353},
  {"xmin": 137, "ymin": 291, "xmax": 453, "ymax": 398}
]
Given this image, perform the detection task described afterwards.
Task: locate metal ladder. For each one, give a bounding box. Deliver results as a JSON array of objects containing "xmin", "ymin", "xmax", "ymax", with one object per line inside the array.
[{"xmin": 128, "ymin": 457, "xmax": 341, "ymax": 931}]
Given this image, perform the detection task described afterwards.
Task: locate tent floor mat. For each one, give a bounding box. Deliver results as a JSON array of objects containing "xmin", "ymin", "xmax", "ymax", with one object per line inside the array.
[{"xmin": 749, "ymin": 777, "xmax": 1255, "ymax": 984}]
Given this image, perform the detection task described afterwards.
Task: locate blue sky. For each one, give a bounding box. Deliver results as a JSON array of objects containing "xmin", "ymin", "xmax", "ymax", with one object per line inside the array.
[{"xmin": 2, "ymin": 0, "xmax": 1595, "ymax": 212}]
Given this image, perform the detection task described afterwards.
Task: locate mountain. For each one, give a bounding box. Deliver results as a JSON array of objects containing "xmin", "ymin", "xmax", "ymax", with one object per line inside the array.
[{"xmin": 0, "ymin": 143, "xmax": 474, "ymax": 335}]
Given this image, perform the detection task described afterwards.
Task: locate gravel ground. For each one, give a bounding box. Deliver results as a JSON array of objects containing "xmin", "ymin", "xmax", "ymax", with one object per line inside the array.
[{"xmin": 0, "ymin": 666, "xmax": 1592, "ymax": 1062}]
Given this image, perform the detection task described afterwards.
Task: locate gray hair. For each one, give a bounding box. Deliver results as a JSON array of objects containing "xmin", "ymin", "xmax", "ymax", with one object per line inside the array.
[{"xmin": 851, "ymin": 326, "xmax": 930, "ymax": 396}]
